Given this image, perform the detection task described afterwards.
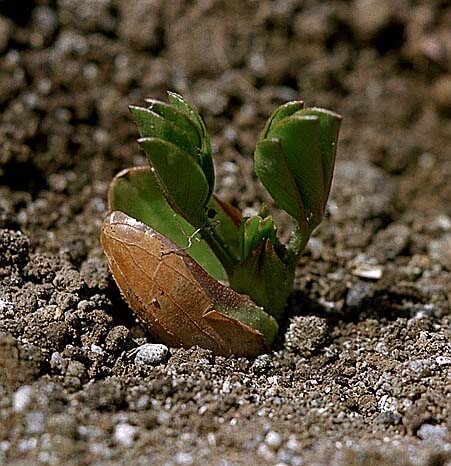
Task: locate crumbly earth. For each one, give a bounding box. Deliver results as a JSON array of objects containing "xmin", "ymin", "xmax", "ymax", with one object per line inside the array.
[{"xmin": 0, "ymin": 1, "xmax": 450, "ymax": 465}]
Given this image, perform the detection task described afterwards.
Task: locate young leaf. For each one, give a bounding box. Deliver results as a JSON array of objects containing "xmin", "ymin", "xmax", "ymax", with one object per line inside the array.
[
  {"xmin": 139, "ymin": 137, "xmax": 209, "ymax": 225},
  {"xmin": 239, "ymin": 214, "xmax": 277, "ymax": 261},
  {"xmin": 145, "ymin": 99, "xmax": 202, "ymax": 150},
  {"xmin": 230, "ymin": 240, "xmax": 293, "ymax": 320},
  {"xmin": 166, "ymin": 92, "xmax": 215, "ymax": 197},
  {"xmin": 167, "ymin": 91, "xmax": 207, "ymax": 138},
  {"xmin": 261, "ymin": 100, "xmax": 304, "ymax": 138},
  {"xmin": 266, "ymin": 115, "xmax": 325, "ymax": 228},
  {"xmin": 108, "ymin": 166, "xmax": 226, "ymax": 281},
  {"xmin": 130, "ymin": 106, "xmax": 199, "ymax": 161},
  {"xmin": 254, "ymin": 138, "xmax": 306, "ymax": 227},
  {"xmin": 293, "ymin": 107, "xmax": 342, "ymax": 204}
]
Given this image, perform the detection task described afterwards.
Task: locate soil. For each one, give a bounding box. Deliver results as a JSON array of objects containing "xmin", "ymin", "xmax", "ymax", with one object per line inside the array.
[{"xmin": 0, "ymin": 0, "xmax": 450, "ymax": 465}]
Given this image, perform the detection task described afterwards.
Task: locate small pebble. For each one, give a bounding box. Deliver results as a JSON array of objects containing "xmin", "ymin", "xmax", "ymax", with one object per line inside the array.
[
  {"xmin": 114, "ymin": 423, "xmax": 136, "ymax": 447},
  {"xmin": 433, "ymin": 215, "xmax": 451, "ymax": 232},
  {"xmin": 436, "ymin": 356, "xmax": 451, "ymax": 366},
  {"xmin": 416, "ymin": 424, "xmax": 448, "ymax": 441},
  {"xmin": 12, "ymin": 385, "xmax": 32, "ymax": 413},
  {"xmin": 90, "ymin": 344, "xmax": 104, "ymax": 356},
  {"xmin": 265, "ymin": 430, "xmax": 282, "ymax": 449},
  {"xmin": 134, "ymin": 343, "xmax": 168, "ymax": 366},
  {"xmin": 352, "ymin": 264, "xmax": 383, "ymax": 280}
]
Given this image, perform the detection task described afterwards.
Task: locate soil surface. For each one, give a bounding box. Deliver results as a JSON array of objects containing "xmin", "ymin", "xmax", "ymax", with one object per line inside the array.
[{"xmin": 1, "ymin": 1, "xmax": 450, "ymax": 465}]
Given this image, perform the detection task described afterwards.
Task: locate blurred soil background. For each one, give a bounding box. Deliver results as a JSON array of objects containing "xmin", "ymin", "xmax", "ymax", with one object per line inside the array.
[{"xmin": 0, "ymin": 0, "xmax": 450, "ymax": 464}]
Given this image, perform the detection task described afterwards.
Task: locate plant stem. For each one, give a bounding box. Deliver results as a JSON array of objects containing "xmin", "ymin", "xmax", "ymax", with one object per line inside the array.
[
  {"xmin": 200, "ymin": 217, "xmax": 239, "ymax": 276},
  {"xmin": 286, "ymin": 224, "xmax": 314, "ymax": 270}
]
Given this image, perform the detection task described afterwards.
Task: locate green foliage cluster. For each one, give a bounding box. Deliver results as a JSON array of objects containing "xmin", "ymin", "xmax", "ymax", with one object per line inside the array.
[{"xmin": 109, "ymin": 92, "xmax": 341, "ymax": 347}]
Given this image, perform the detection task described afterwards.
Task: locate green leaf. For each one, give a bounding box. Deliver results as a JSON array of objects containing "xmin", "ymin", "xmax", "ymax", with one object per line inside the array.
[
  {"xmin": 267, "ymin": 115, "xmax": 325, "ymax": 227},
  {"xmin": 166, "ymin": 92, "xmax": 215, "ymax": 198},
  {"xmin": 130, "ymin": 106, "xmax": 199, "ymax": 161},
  {"xmin": 254, "ymin": 138, "xmax": 306, "ymax": 227},
  {"xmin": 261, "ymin": 100, "xmax": 304, "ymax": 138},
  {"xmin": 167, "ymin": 91, "xmax": 207, "ymax": 137},
  {"xmin": 107, "ymin": 166, "xmax": 227, "ymax": 281},
  {"xmin": 139, "ymin": 137, "xmax": 209, "ymax": 225},
  {"xmin": 293, "ymin": 107, "xmax": 342, "ymax": 204},
  {"xmin": 239, "ymin": 213, "xmax": 277, "ymax": 261},
  {"xmin": 230, "ymin": 240, "xmax": 293, "ymax": 320},
  {"xmin": 145, "ymin": 99, "xmax": 202, "ymax": 150}
]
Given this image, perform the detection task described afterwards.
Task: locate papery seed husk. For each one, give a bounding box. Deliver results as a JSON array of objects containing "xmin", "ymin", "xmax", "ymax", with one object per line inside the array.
[{"xmin": 100, "ymin": 211, "xmax": 270, "ymax": 357}]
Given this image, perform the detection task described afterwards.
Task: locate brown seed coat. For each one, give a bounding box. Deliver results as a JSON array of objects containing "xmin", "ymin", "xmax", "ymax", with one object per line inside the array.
[{"xmin": 101, "ymin": 211, "xmax": 269, "ymax": 357}]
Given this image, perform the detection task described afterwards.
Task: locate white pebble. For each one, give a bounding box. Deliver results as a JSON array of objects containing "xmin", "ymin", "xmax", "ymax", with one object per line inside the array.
[
  {"xmin": 417, "ymin": 423, "xmax": 448, "ymax": 441},
  {"xmin": 436, "ymin": 356, "xmax": 451, "ymax": 366},
  {"xmin": 90, "ymin": 344, "xmax": 104, "ymax": 356},
  {"xmin": 12, "ymin": 385, "xmax": 32, "ymax": 413},
  {"xmin": 265, "ymin": 430, "xmax": 282, "ymax": 448},
  {"xmin": 134, "ymin": 344, "xmax": 168, "ymax": 366},
  {"xmin": 114, "ymin": 423, "xmax": 136, "ymax": 447},
  {"xmin": 352, "ymin": 264, "xmax": 383, "ymax": 280}
]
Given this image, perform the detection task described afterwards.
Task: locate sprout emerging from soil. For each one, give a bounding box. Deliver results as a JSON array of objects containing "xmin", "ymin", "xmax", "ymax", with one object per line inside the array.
[{"xmin": 101, "ymin": 92, "xmax": 342, "ymax": 357}]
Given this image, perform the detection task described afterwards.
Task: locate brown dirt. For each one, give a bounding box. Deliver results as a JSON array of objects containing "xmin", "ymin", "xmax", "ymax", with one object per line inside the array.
[{"xmin": 0, "ymin": 1, "xmax": 450, "ymax": 465}]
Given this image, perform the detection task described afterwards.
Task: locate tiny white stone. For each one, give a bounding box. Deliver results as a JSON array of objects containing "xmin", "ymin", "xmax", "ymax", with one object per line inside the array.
[
  {"xmin": 90, "ymin": 344, "xmax": 104, "ymax": 355},
  {"xmin": 0, "ymin": 441, "xmax": 10, "ymax": 452},
  {"xmin": 221, "ymin": 380, "xmax": 231, "ymax": 394},
  {"xmin": 417, "ymin": 423, "xmax": 448, "ymax": 441},
  {"xmin": 134, "ymin": 344, "xmax": 168, "ymax": 366},
  {"xmin": 12, "ymin": 385, "xmax": 32, "ymax": 413},
  {"xmin": 434, "ymin": 214, "xmax": 451, "ymax": 231},
  {"xmin": 352, "ymin": 264, "xmax": 383, "ymax": 280},
  {"xmin": 114, "ymin": 423, "xmax": 136, "ymax": 447},
  {"xmin": 265, "ymin": 430, "xmax": 282, "ymax": 448},
  {"xmin": 436, "ymin": 356, "xmax": 451, "ymax": 366}
]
